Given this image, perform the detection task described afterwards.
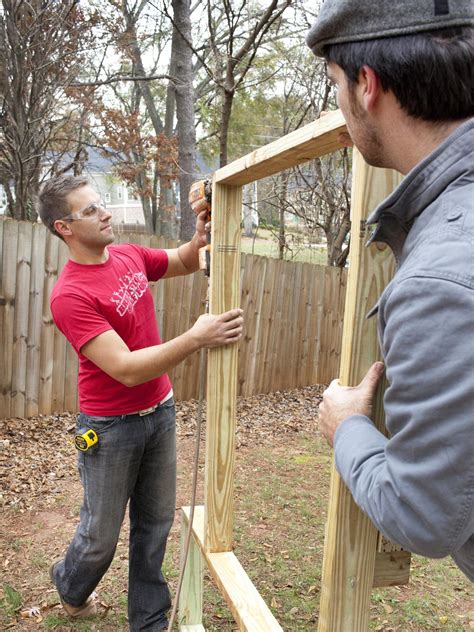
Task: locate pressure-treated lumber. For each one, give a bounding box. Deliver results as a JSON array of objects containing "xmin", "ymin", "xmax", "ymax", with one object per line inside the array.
[
  {"xmin": 317, "ymin": 150, "xmax": 404, "ymax": 632},
  {"xmin": 179, "ymin": 514, "xmax": 204, "ymax": 628},
  {"xmin": 215, "ymin": 109, "xmax": 346, "ymax": 186},
  {"xmin": 373, "ymin": 551, "xmax": 411, "ymax": 588},
  {"xmin": 182, "ymin": 506, "xmax": 283, "ymax": 632},
  {"xmin": 204, "ymin": 182, "xmax": 242, "ymax": 552}
]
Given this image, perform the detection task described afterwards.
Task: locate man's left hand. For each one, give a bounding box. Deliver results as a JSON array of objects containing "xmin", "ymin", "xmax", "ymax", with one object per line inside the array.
[
  {"xmin": 195, "ymin": 209, "xmax": 211, "ymax": 248},
  {"xmin": 318, "ymin": 361, "xmax": 385, "ymax": 446}
]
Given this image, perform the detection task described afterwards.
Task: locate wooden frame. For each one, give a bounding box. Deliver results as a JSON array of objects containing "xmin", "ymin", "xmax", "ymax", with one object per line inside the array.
[{"xmin": 179, "ymin": 109, "xmax": 410, "ymax": 631}]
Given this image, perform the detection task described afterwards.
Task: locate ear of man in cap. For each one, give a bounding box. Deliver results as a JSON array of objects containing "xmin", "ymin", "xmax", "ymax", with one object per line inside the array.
[{"xmin": 306, "ymin": 0, "xmax": 474, "ymax": 57}]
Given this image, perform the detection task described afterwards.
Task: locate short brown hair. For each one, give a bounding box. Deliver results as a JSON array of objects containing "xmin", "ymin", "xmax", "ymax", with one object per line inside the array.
[{"xmin": 38, "ymin": 175, "xmax": 89, "ymax": 239}]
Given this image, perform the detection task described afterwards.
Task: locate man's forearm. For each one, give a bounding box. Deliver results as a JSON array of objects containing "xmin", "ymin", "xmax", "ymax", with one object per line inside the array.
[
  {"xmin": 177, "ymin": 233, "xmax": 202, "ymax": 273},
  {"xmin": 115, "ymin": 330, "xmax": 201, "ymax": 387}
]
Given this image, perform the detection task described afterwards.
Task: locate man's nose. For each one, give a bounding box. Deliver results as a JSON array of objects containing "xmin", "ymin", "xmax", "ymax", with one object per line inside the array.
[{"xmin": 99, "ymin": 206, "xmax": 111, "ymax": 219}]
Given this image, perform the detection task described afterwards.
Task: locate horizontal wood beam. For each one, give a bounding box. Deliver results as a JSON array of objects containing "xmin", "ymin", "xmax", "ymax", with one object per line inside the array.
[
  {"xmin": 182, "ymin": 506, "xmax": 283, "ymax": 632},
  {"xmin": 214, "ymin": 109, "xmax": 347, "ymax": 186}
]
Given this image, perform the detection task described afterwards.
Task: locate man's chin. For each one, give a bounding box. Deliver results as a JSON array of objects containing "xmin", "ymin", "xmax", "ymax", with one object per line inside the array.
[
  {"xmin": 101, "ymin": 227, "xmax": 115, "ymax": 242},
  {"xmin": 359, "ymin": 150, "xmax": 388, "ymax": 170}
]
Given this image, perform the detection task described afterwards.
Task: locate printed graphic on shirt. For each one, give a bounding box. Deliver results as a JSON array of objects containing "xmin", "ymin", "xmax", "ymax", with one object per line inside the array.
[{"xmin": 110, "ymin": 271, "xmax": 148, "ymax": 316}]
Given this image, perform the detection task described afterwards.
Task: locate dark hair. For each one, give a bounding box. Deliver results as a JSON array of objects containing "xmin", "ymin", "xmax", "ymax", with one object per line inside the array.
[
  {"xmin": 38, "ymin": 175, "xmax": 89, "ymax": 239},
  {"xmin": 324, "ymin": 27, "xmax": 473, "ymax": 121}
]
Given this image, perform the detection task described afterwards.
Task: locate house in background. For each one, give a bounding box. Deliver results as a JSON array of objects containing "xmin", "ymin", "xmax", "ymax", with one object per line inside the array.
[
  {"xmin": 0, "ymin": 147, "xmax": 147, "ymax": 225},
  {"xmin": 1, "ymin": 147, "xmax": 214, "ymax": 229},
  {"xmin": 51, "ymin": 148, "xmax": 147, "ymax": 227}
]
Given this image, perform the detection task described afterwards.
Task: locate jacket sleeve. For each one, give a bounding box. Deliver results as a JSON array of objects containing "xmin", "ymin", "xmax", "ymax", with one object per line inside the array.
[{"xmin": 334, "ymin": 275, "xmax": 474, "ymax": 558}]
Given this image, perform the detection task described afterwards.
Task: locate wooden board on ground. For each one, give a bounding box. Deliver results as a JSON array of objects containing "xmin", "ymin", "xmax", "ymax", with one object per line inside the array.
[
  {"xmin": 373, "ymin": 551, "xmax": 411, "ymax": 588},
  {"xmin": 182, "ymin": 506, "xmax": 283, "ymax": 632}
]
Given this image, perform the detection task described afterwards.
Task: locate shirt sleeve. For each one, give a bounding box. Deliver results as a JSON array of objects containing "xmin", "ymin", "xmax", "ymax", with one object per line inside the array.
[
  {"xmin": 128, "ymin": 244, "xmax": 169, "ymax": 282},
  {"xmin": 51, "ymin": 292, "xmax": 113, "ymax": 353},
  {"xmin": 334, "ymin": 275, "xmax": 474, "ymax": 559}
]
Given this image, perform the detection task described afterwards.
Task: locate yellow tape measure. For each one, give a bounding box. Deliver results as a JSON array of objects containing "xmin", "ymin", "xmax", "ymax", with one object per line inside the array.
[{"xmin": 74, "ymin": 428, "xmax": 99, "ymax": 452}]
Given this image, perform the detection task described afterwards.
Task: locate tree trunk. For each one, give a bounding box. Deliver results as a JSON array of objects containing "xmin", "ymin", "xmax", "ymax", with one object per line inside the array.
[
  {"xmin": 278, "ymin": 173, "xmax": 289, "ymax": 260},
  {"xmin": 328, "ymin": 213, "xmax": 350, "ymax": 266},
  {"xmin": 219, "ymin": 88, "xmax": 234, "ymax": 168},
  {"xmin": 242, "ymin": 184, "xmax": 255, "ymax": 238},
  {"xmin": 123, "ymin": 11, "xmax": 164, "ymax": 136},
  {"xmin": 172, "ymin": 0, "xmax": 198, "ymax": 242},
  {"xmin": 159, "ymin": 45, "xmax": 178, "ymax": 239},
  {"xmin": 122, "ymin": 3, "xmax": 177, "ymax": 237}
]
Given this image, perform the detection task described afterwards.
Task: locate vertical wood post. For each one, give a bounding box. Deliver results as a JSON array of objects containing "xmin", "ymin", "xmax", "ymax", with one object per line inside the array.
[
  {"xmin": 318, "ymin": 150, "xmax": 402, "ymax": 631},
  {"xmin": 179, "ymin": 514, "xmax": 204, "ymax": 627},
  {"xmin": 204, "ymin": 181, "xmax": 242, "ymax": 552}
]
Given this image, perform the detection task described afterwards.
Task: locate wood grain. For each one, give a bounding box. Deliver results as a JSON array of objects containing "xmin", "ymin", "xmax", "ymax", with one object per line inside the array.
[
  {"xmin": 183, "ymin": 506, "xmax": 282, "ymax": 631},
  {"xmin": 318, "ymin": 151, "xmax": 404, "ymax": 632},
  {"xmin": 215, "ymin": 110, "xmax": 347, "ymax": 186},
  {"xmin": 204, "ymin": 182, "xmax": 242, "ymax": 552}
]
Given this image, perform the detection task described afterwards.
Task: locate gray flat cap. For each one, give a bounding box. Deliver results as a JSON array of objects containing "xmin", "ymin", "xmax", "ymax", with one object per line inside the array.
[{"xmin": 306, "ymin": 0, "xmax": 474, "ymax": 57}]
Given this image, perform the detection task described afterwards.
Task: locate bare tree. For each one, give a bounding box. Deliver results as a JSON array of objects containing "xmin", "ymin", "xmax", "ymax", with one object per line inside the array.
[
  {"xmin": 98, "ymin": 0, "xmax": 199, "ymax": 239},
  {"xmin": 176, "ymin": 0, "xmax": 292, "ymax": 167},
  {"xmin": 171, "ymin": 0, "xmax": 198, "ymax": 241},
  {"xmin": 0, "ymin": 0, "xmax": 96, "ymax": 220},
  {"xmin": 250, "ymin": 38, "xmax": 351, "ymax": 266},
  {"xmin": 287, "ymin": 151, "xmax": 351, "ymax": 266},
  {"xmin": 110, "ymin": 0, "xmax": 178, "ymax": 236}
]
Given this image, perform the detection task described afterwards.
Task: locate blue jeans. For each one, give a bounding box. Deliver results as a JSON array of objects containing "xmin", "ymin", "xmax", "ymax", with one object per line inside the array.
[{"xmin": 52, "ymin": 398, "xmax": 176, "ymax": 631}]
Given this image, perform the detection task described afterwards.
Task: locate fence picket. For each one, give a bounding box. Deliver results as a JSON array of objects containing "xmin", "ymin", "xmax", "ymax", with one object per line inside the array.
[
  {"xmin": 39, "ymin": 231, "xmax": 60, "ymax": 414},
  {"xmin": 0, "ymin": 220, "xmax": 19, "ymax": 418},
  {"xmin": 11, "ymin": 222, "xmax": 33, "ymax": 416},
  {"xmin": 26, "ymin": 223, "xmax": 46, "ymax": 417}
]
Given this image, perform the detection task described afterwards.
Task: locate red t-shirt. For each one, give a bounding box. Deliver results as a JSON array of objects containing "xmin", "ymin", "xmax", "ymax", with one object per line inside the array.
[{"xmin": 51, "ymin": 243, "xmax": 172, "ymax": 415}]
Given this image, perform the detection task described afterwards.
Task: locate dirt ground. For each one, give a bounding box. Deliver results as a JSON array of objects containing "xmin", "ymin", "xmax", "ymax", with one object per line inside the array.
[{"xmin": 1, "ymin": 387, "xmax": 473, "ymax": 631}]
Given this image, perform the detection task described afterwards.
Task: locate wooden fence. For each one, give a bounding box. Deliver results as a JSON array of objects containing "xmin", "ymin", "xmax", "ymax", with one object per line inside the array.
[{"xmin": 0, "ymin": 217, "xmax": 347, "ymax": 418}]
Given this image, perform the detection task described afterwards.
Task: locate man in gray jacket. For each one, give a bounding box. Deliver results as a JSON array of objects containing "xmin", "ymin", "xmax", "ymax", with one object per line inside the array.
[{"xmin": 308, "ymin": 1, "xmax": 473, "ymax": 580}]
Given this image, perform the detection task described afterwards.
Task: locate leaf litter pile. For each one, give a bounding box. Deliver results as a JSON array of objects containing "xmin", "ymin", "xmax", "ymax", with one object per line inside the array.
[
  {"xmin": 0, "ymin": 386, "xmax": 324, "ymax": 629},
  {"xmin": 0, "ymin": 386, "xmax": 323, "ymax": 513}
]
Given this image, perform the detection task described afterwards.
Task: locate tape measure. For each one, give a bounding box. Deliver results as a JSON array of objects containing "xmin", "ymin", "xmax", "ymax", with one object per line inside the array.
[{"xmin": 74, "ymin": 428, "xmax": 99, "ymax": 452}]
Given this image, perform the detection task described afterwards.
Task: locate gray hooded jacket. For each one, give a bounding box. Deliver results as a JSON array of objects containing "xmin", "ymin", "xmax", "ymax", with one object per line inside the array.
[{"xmin": 334, "ymin": 118, "xmax": 474, "ymax": 580}]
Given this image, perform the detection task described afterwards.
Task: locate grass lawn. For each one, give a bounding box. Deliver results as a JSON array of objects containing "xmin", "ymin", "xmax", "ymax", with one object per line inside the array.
[
  {"xmin": 241, "ymin": 227, "xmax": 328, "ymax": 266},
  {"xmin": 1, "ymin": 391, "xmax": 472, "ymax": 630}
]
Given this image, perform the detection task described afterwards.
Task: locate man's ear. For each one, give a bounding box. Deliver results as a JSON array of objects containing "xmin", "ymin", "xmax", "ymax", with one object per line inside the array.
[
  {"xmin": 54, "ymin": 219, "xmax": 72, "ymax": 239},
  {"xmin": 358, "ymin": 65, "xmax": 381, "ymax": 112}
]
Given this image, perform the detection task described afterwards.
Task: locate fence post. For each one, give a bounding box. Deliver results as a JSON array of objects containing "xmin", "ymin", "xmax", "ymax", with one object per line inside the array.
[{"xmin": 318, "ymin": 150, "xmax": 403, "ymax": 631}]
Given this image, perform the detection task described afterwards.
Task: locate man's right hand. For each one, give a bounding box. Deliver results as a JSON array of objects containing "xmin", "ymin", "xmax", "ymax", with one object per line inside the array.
[{"xmin": 190, "ymin": 309, "xmax": 244, "ymax": 348}]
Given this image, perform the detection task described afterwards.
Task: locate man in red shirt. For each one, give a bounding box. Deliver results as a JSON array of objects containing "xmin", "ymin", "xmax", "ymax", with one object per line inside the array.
[{"xmin": 38, "ymin": 175, "xmax": 243, "ymax": 630}]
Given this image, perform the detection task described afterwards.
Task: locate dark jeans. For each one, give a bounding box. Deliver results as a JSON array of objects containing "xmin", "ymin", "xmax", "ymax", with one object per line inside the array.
[{"xmin": 52, "ymin": 398, "xmax": 176, "ymax": 631}]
